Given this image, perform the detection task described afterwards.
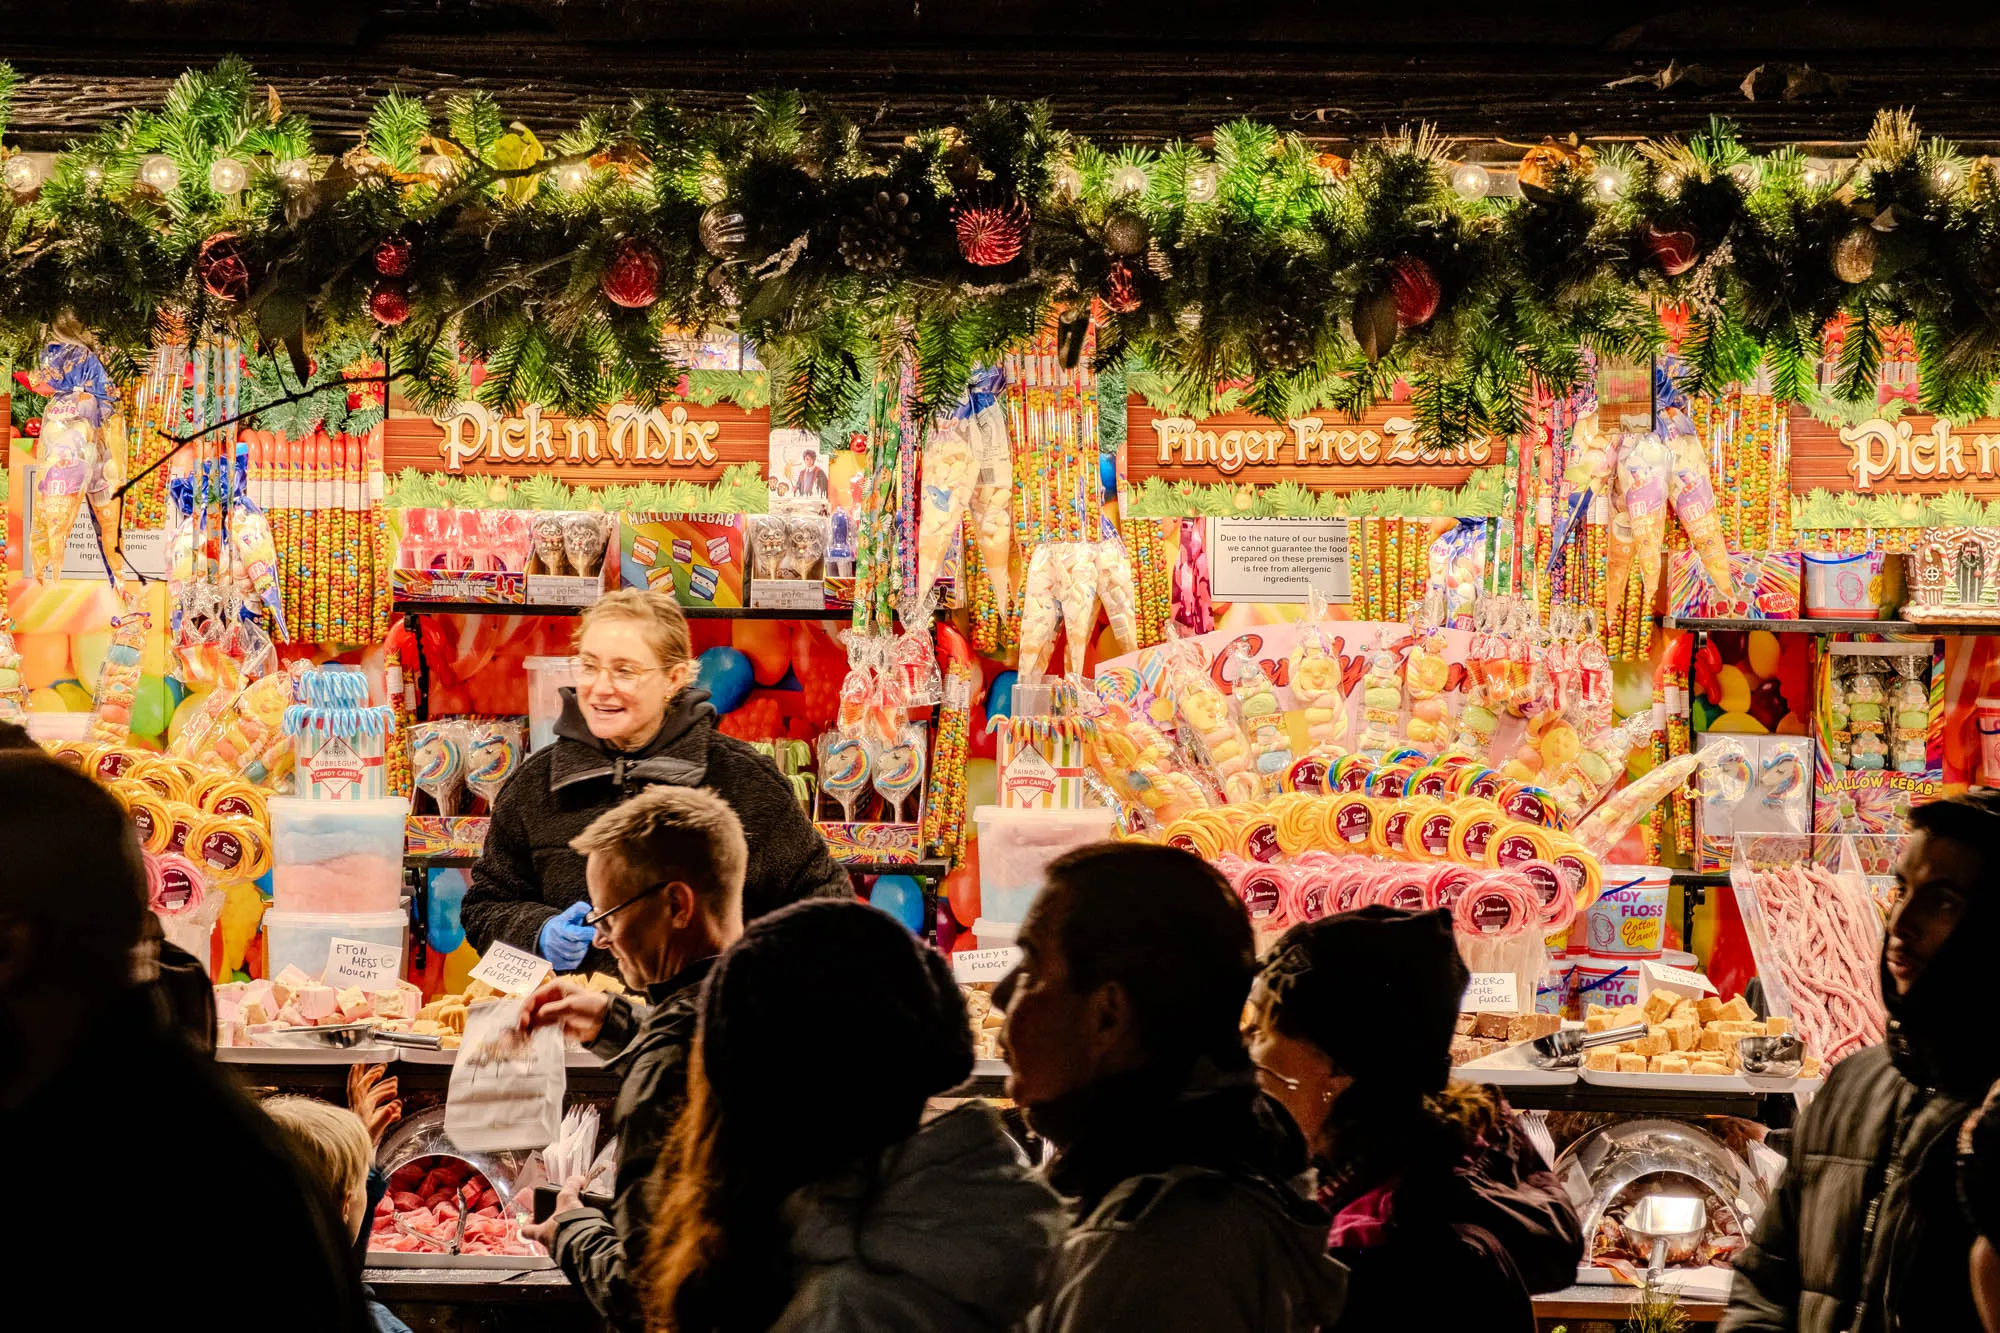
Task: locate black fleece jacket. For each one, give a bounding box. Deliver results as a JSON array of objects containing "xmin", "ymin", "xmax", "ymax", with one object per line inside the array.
[{"xmin": 463, "ymin": 688, "xmax": 851, "ymax": 972}]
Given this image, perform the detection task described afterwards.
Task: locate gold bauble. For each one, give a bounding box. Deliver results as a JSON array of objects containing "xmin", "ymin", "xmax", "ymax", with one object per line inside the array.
[{"xmin": 1832, "ymin": 225, "xmax": 1879, "ymax": 284}]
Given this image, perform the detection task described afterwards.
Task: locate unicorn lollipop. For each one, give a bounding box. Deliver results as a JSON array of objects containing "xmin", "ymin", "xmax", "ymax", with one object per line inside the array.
[
  {"xmin": 411, "ymin": 721, "xmax": 466, "ymax": 816},
  {"xmin": 818, "ymin": 732, "xmax": 873, "ymax": 823},
  {"xmin": 562, "ymin": 512, "xmax": 613, "ymax": 577},
  {"xmin": 465, "ymin": 720, "xmax": 526, "ymax": 806},
  {"xmin": 872, "ymin": 726, "xmax": 927, "ymax": 824}
]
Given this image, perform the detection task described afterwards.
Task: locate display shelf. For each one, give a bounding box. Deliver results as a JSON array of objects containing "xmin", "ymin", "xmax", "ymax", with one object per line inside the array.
[
  {"xmin": 391, "ymin": 598, "xmax": 851, "ymax": 620},
  {"xmin": 405, "ymin": 853, "xmax": 479, "ymax": 869},
  {"xmin": 1482, "ymin": 1079, "xmax": 1767, "ymax": 1116},
  {"xmin": 1665, "ymin": 615, "xmax": 1992, "ymax": 635},
  {"xmin": 839, "ymin": 857, "xmax": 950, "ymax": 880}
]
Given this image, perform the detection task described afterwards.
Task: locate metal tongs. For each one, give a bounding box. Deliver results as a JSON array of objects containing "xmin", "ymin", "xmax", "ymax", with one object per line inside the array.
[
  {"xmin": 1622, "ymin": 1193, "xmax": 1708, "ymax": 1281},
  {"xmin": 1529, "ymin": 1022, "xmax": 1649, "ymax": 1070},
  {"xmin": 273, "ymin": 1021, "xmax": 443, "ymax": 1050},
  {"xmin": 1737, "ymin": 1033, "xmax": 1806, "ymax": 1080}
]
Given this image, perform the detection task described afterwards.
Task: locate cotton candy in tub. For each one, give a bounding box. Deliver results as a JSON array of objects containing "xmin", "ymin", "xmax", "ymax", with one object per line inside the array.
[{"xmin": 269, "ymin": 796, "xmax": 410, "ymax": 914}]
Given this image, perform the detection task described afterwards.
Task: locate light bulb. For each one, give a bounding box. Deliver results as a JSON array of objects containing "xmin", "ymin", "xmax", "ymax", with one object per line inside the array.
[
  {"xmin": 1728, "ymin": 161, "xmax": 1760, "ymax": 189},
  {"xmin": 1111, "ymin": 165, "xmax": 1149, "ymax": 196},
  {"xmin": 80, "ymin": 162, "xmax": 105, "ymax": 188},
  {"xmin": 422, "ymin": 155, "xmax": 456, "ymax": 182},
  {"xmin": 140, "ymin": 155, "xmax": 180, "ymax": 192},
  {"xmin": 2, "ymin": 154, "xmax": 43, "ymax": 194},
  {"xmin": 1656, "ymin": 169, "xmax": 1681, "ymax": 193},
  {"xmin": 1935, "ymin": 162, "xmax": 1964, "ymax": 190},
  {"xmin": 1589, "ymin": 165, "xmax": 1627, "ymax": 199},
  {"xmin": 697, "ymin": 170, "xmax": 726, "ymax": 204},
  {"xmin": 555, "ymin": 161, "xmax": 592, "ymax": 193},
  {"xmin": 1185, "ymin": 162, "xmax": 1219, "ymax": 204},
  {"xmin": 279, "ymin": 159, "xmax": 315, "ymax": 188},
  {"xmin": 1053, "ymin": 163, "xmax": 1083, "ymax": 199},
  {"xmin": 1450, "ymin": 162, "xmax": 1491, "ymax": 200},
  {"xmin": 209, "ymin": 157, "xmax": 249, "ymax": 193},
  {"xmin": 1803, "ymin": 163, "xmax": 1827, "ymax": 187}
]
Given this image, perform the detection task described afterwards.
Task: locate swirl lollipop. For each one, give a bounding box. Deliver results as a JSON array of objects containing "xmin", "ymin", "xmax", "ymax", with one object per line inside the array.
[
  {"xmin": 531, "ymin": 513, "xmax": 569, "ymax": 576},
  {"xmin": 411, "ymin": 721, "xmax": 466, "ymax": 816},
  {"xmin": 818, "ymin": 733, "xmax": 872, "ymax": 823},
  {"xmin": 562, "ymin": 512, "xmax": 612, "ymax": 577},
  {"xmin": 465, "ymin": 720, "xmax": 526, "ymax": 807},
  {"xmin": 872, "ymin": 727, "xmax": 927, "ymax": 824}
]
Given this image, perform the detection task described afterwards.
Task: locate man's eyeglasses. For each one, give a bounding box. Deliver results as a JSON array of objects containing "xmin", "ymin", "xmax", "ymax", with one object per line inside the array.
[
  {"xmin": 583, "ymin": 881, "xmax": 671, "ymax": 928},
  {"xmin": 572, "ymin": 658, "xmax": 665, "ymax": 690}
]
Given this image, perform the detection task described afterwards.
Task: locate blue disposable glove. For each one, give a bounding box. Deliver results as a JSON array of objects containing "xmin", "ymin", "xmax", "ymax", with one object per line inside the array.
[{"xmin": 538, "ymin": 901, "xmax": 595, "ymax": 971}]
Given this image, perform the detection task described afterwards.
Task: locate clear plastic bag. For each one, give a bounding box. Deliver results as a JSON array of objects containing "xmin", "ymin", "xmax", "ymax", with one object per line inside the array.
[{"xmin": 446, "ymin": 998, "xmax": 566, "ymax": 1153}]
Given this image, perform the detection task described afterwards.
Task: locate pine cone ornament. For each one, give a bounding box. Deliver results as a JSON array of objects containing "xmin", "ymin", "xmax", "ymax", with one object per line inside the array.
[
  {"xmin": 1103, "ymin": 260, "xmax": 1142, "ymax": 313},
  {"xmin": 368, "ymin": 282, "xmax": 411, "ymax": 327},
  {"xmin": 1389, "ymin": 256, "xmax": 1442, "ymax": 328},
  {"xmin": 953, "ymin": 193, "xmax": 1029, "ymax": 267},
  {"xmin": 1833, "ymin": 225, "xmax": 1879, "ymax": 284},
  {"xmin": 1104, "ymin": 210, "xmax": 1149, "ymax": 257},
  {"xmin": 373, "ymin": 235, "xmax": 414, "ymax": 278},
  {"xmin": 1256, "ymin": 311, "xmax": 1315, "ymax": 373},
  {"xmin": 839, "ymin": 190, "xmax": 920, "ymax": 273},
  {"xmin": 600, "ymin": 236, "xmax": 663, "ymax": 309},
  {"xmin": 1643, "ymin": 224, "xmax": 1701, "ymax": 277},
  {"xmin": 197, "ymin": 232, "xmax": 253, "ymax": 303}
]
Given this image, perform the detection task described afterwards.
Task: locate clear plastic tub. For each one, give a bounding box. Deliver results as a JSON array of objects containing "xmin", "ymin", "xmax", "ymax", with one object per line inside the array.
[
  {"xmin": 525, "ymin": 656, "xmax": 577, "ymax": 754},
  {"xmin": 973, "ymin": 804, "xmax": 1117, "ymax": 924},
  {"xmin": 263, "ymin": 908, "xmax": 407, "ymax": 984},
  {"xmin": 271, "ymin": 796, "xmax": 409, "ymax": 913}
]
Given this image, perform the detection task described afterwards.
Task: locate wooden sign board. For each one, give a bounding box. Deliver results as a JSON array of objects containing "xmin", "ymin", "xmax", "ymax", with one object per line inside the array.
[
  {"xmin": 1123, "ymin": 398, "xmax": 1493, "ymax": 493},
  {"xmin": 1788, "ymin": 406, "xmax": 2000, "ymax": 498},
  {"xmin": 383, "ymin": 399, "xmax": 768, "ymax": 485}
]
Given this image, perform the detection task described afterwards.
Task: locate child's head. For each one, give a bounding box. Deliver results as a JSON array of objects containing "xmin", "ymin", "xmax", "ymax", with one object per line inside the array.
[{"xmin": 263, "ymin": 1095, "xmax": 373, "ymax": 1240}]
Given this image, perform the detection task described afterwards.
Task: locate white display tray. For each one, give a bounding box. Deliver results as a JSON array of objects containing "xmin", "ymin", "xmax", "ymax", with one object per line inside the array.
[
  {"xmin": 217, "ymin": 1044, "xmax": 399, "ymax": 1065},
  {"xmin": 1579, "ymin": 1067, "xmax": 1824, "ymax": 1095},
  {"xmin": 367, "ymin": 1250, "xmax": 555, "ymax": 1270},
  {"xmin": 1574, "ymin": 1263, "xmax": 1734, "ymax": 1300},
  {"xmin": 391, "ymin": 1047, "xmax": 605, "ymax": 1068},
  {"xmin": 1453, "ymin": 1040, "xmax": 1578, "ymax": 1088},
  {"xmin": 971, "ymin": 1057, "xmax": 1008, "ymax": 1078}
]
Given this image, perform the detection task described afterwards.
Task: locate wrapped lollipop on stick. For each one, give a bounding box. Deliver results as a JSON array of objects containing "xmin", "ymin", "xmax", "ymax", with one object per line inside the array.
[
  {"xmin": 562, "ymin": 512, "xmax": 614, "ymax": 579},
  {"xmin": 872, "ymin": 724, "xmax": 927, "ymax": 824},
  {"xmin": 817, "ymin": 731, "xmax": 873, "ymax": 822},
  {"xmin": 1664, "ymin": 432, "xmax": 1736, "ymax": 600},
  {"xmin": 410, "ymin": 721, "xmax": 466, "ymax": 816},
  {"xmin": 465, "ymin": 720, "xmax": 526, "ymax": 806}
]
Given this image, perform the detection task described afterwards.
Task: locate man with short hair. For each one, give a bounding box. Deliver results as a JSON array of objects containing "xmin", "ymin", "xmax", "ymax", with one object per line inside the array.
[
  {"xmin": 1724, "ymin": 792, "xmax": 2000, "ymax": 1333},
  {"xmin": 517, "ymin": 783, "xmax": 747, "ymax": 1333},
  {"xmin": 1003, "ymin": 842, "xmax": 1347, "ymax": 1333},
  {"xmin": 0, "ymin": 753, "xmax": 367, "ymax": 1327}
]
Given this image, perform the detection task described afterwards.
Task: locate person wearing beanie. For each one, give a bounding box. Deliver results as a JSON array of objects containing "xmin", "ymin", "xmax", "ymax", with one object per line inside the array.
[
  {"xmin": 1005, "ymin": 843, "xmax": 1348, "ymax": 1333},
  {"xmin": 1248, "ymin": 905, "xmax": 1581, "ymax": 1333},
  {"xmin": 1727, "ymin": 792, "xmax": 2000, "ymax": 1333},
  {"xmin": 643, "ymin": 899, "xmax": 1064, "ymax": 1333}
]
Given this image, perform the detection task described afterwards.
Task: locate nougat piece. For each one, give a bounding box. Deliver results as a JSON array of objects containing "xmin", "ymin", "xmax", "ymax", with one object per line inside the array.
[
  {"xmin": 1719, "ymin": 995, "xmax": 1758, "ymax": 1024},
  {"xmin": 1582, "ymin": 1049, "xmax": 1619, "ymax": 1072},
  {"xmin": 1634, "ymin": 1031, "xmax": 1668, "ymax": 1060},
  {"xmin": 1585, "ymin": 1013, "xmax": 1617, "ymax": 1035},
  {"xmin": 1669, "ymin": 999, "xmax": 1698, "ymax": 1021},
  {"xmin": 1642, "ymin": 990, "xmax": 1679, "ymax": 1025},
  {"xmin": 1665, "ymin": 1018, "xmax": 1701, "ymax": 1052},
  {"xmin": 1616, "ymin": 1054, "xmax": 1649, "ymax": 1074},
  {"xmin": 1651, "ymin": 1054, "xmax": 1691, "ymax": 1075},
  {"xmin": 1699, "ymin": 1026, "xmax": 1731, "ymax": 1052},
  {"xmin": 1765, "ymin": 1015, "xmax": 1793, "ymax": 1037},
  {"xmin": 1695, "ymin": 996, "xmax": 1726, "ymax": 1023},
  {"xmin": 1687, "ymin": 1059, "xmax": 1731, "ymax": 1076}
]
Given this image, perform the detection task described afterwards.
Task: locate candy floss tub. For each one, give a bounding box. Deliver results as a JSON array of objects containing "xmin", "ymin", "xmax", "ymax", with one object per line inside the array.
[
  {"xmin": 270, "ymin": 796, "xmax": 409, "ymax": 914},
  {"xmin": 1581, "ymin": 865, "xmax": 1670, "ymax": 961}
]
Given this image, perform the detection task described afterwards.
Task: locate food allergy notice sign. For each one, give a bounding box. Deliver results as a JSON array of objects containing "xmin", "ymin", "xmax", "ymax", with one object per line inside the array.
[{"xmin": 1209, "ymin": 518, "xmax": 1351, "ymax": 604}]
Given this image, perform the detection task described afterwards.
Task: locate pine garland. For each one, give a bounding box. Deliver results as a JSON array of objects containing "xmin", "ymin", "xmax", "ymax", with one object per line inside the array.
[{"xmin": 9, "ymin": 67, "xmax": 2000, "ymax": 444}]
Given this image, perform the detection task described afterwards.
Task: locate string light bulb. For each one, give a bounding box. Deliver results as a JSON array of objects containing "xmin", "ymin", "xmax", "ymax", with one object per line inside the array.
[
  {"xmin": 1450, "ymin": 162, "xmax": 1491, "ymax": 200},
  {"xmin": 1935, "ymin": 161, "xmax": 1965, "ymax": 190},
  {"xmin": 139, "ymin": 155, "xmax": 180, "ymax": 193},
  {"xmin": 3, "ymin": 154, "xmax": 44, "ymax": 194},
  {"xmin": 1053, "ymin": 163, "xmax": 1083, "ymax": 199},
  {"xmin": 422, "ymin": 155, "xmax": 456, "ymax": 182},
  {"xmin": 279, "ymin": 159, "xmax": 315, "ymax": 189},
  {"xmin": 80, "ymin": 161, "xmax": 105, "ymax": 188},
  {"xmin": 1185, "ymin": 162, "xmax": 1219, "ymax": 204},
  {"xmin": 1728, "ymin": 161, "xmax": 1760, "ymax": 189},
  {"xmin": 1111, "ymin": 164, "xmax": 1149, "ymax": 196},
  {"xmin": 209, "ymin": 157, "xmax": 249, "ymax": 193},
  {"xmin": 554, "ymin": 160, "xmax": 592, "ymax": 193},
  {"xmin": 1656, "ymin": 169, "xmax": 1682, "ymax": 193},
  {"xmin": 1589, "ymin": 165, "xmax": 1628, "ymax": 199}
]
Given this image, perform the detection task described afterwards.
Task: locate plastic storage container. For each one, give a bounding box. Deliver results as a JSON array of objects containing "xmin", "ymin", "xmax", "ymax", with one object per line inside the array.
[
  {"xmin": 271, "ymin": 796, "xmax": 410, "ymax": 914},
  {"xmin": 263, "ymin": 908, "xmax": 408, "ymax": 984},
  {"xmin": 525, "ymin": 656, "xmax": 577, "ymax": 754},
  {"xmin": 973, "ymin": 804, "xmax": 1117, "ymax": 923}
]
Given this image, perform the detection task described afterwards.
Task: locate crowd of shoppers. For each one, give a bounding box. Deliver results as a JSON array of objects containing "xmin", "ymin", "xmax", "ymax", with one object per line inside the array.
[{"xmin": 22, "ymin": 729, "xmax": 2000, "ymax": 1332}]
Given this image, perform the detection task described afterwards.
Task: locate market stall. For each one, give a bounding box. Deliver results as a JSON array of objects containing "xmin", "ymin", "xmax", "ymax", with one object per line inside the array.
[{"xmin": 5, "ymin": 60, "xmax": 1994, "ymax": 1324}]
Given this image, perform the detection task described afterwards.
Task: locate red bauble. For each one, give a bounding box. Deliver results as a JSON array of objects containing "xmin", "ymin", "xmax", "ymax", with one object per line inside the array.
[
  {"xmin": 600, "ymin": 237, "xmax": 663, "ymax": 309},
  {"xmin": 952, "ymin": 194, "xmax": 1029, "ymax": 267},
  {"xmin": 368, "ymin": 282, "xmax": 411, "ymax": 326},
  {"xmin": 197, "ymin": 232, "xmax": 253, "ymax": 303},
  {"xmin": 1103, "ymin": 260, "xmax": 1142, "ymax": 314},
  {"xmin": 1644, "ymin": 224, "xmax": 1700, "ymax": 277},
  {"xmin": 1388, "ymin": 255, "xmax": 1441, "ymax": 328},
  {"xmin": 23, "ymin": 417, "xmax": 40, "ymax": 438},
  {"xmin": 373, "ymin": 235, "xmax": 414, "ymax": 278}
]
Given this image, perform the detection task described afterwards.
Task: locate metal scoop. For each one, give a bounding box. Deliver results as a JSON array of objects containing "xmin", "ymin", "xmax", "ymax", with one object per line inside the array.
[
  {"xmin": 1737, "ymin": 1033, "xmax": 1806, "ymax": 1079},
  {"xmin": 1530, "ymin": 1022, "xmax": 1648, "ymax": 1069},
  {"xmin": 1622, "ymin": 1193, "xmax": 1708, "ymax": 1280},
  {"xmin": 272, "ymin": 1022, "xmax": 443, "ymax": 1050}
]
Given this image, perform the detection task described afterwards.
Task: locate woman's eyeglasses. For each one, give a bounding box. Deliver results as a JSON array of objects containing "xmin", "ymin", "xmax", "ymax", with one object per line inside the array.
[
  {"xmin": 583, "ymin": 881, "xmax": 671, "ymax": 928},
  {"xmin": 572, "ymin": 658, "xmax": 665, "ymax": 690}
]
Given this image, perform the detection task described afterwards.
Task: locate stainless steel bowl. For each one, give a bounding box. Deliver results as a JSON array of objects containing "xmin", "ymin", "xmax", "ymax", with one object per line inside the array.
[{"xmin": 1554, "ymin": 1117, "xmax": 1767, "ymax": 1249}]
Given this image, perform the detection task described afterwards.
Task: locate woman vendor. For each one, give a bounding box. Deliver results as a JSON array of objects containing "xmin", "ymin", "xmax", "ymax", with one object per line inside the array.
[{"xmin": 464, "ymin": 589, "xmax": 851, "ymax": 972}]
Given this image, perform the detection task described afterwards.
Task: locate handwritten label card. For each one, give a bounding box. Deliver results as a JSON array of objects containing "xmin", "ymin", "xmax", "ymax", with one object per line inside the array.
[
  {"xmin": 324, "ymin": 938, "xmax": 404, "ymax": 992},
  {"xmin": 951, "ymin": 946, "xmax": 1022, "ymax": 985},
  {"xmin": 1461, "ymin": 971, "xmax": 1519, "ymax": 1013},
  {"xmin": 1639, "ymin": 959, "xmax": 1718, "ymax": 1001},
  {"xmin": 468, "ymin": 940, "xmax": 554, "ymax": 996}
]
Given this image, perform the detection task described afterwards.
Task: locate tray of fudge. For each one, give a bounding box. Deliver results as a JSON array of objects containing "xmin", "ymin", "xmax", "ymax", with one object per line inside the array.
[
  {"xmin": 1451, "ymin": 1011, "xmax": 1577, "ymax": 1087},
  {"xmin": 1574, "ymin": 991, "xmax": 1824, "ymax": 1093}
]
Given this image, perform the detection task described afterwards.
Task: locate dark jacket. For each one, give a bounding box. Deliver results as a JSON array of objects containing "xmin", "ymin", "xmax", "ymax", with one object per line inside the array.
[
  {"xmin": 464, "ymin": 689, "xmax": 850, "ymax": 972},
  {"xmin": 1723, "ymin": 891, "xmax": 1998, "ymax": 1333},
  {"xmin": 2, "ymin": 988, "xmax": 370, "ymax": 1330},
  {"xmin": 551, "ymin": 957, "xmax": 713, "ymax": 1332},
  {"xmin": 1024, "ymin": 1060, "xmax": 1349, "ymax": 1333},
  {"xmin": 770, "ymin": 1103, "xmax": 1067, "ymax": 1332},
  {"xmin": 1317, "ymin": 1095, "xmax": 1582, "ymax": 1333}
]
